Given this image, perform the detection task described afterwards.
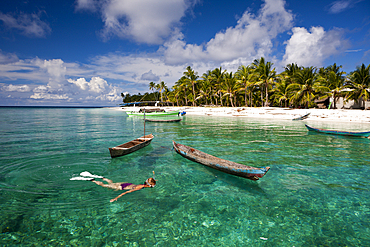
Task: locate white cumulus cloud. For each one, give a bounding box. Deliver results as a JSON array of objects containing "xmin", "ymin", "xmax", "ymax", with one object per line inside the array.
[
  {"xmin": 68, "ymin": 77, "xmax": 89, "ymax": 91},
  {"xmin": 33, "ymin": 85, "xmax": 48, "ymax": 93},
  {"xmin": 2, "ymin": 84, "xmax": 31, "ymax": 92},
  {"xmin": 88, "ymin": 77, "xmax": 108, "ymax": 93},
  {"xmin": 30, "ymin": 93, "xmax": 70, "ymax": 100},
  {"xmin": 68, "ymin": 76, "xmax": 121, "ymax": 101},
  {"xmin": 163, "ymin": 0, "xmax": 293, "ymax": 65},
  {"xmin": 76, "ymin": 0, "xmax": 195, "ymax": 44},
  {"xmin": 282, "ymin": 26, "xmax": 349, "ymax": 67},
  {"xmin": 68, "ymin": 77, "xmax": 108, "ymax": 93},
  {"xmin": 35, "ymin": 59, "xmax": 67, "ymax": 89}
]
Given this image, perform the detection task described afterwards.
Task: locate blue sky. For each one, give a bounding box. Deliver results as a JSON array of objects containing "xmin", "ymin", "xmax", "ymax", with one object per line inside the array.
[{"xmin": 0, "ymin": 0, "xmax": 369, "ymax": 106}]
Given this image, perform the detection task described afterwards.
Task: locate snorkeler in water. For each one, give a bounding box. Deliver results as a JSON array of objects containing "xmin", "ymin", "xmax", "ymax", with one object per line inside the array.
[{"xmin": 70, "ymin": 171, "xmax": 156, "ymax": 202}]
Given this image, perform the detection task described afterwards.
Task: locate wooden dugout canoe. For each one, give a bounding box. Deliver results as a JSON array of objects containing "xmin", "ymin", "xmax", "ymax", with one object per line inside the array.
[
  {"xmin": 292, "ymin": 112, "xmax": 310, "ymax": 121},
  {"xmin": 109, "ymin": 134, "xmax": 154, "ymax": 158},
  {"xmin": 173, "ymin": 141, "xmax": 270, "ymax": 180},
  {"xmin": 305, "ymin": 124, "xmax": 370, "ymax": 138}
]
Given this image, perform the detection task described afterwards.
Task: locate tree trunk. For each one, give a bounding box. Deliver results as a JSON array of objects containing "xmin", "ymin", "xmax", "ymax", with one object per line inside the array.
[
  {"xmin": 260, "ymin": 90, "xmax": 264, "ymax": 107},
  {"xmin": 184, "ymin": 89, "xmax": 188, "ymax": 106},
  {"xmin": 265, "ymin": 81, "xmax": 269, "ymax": 107},
  {"xmin": 249, "ymin": 92, "xmax": 253, "ymax": 107},
  {"xmin": 333, "ymin": 96, "xmax": 336, "ymax": 109},
  {"xmin": 192, "ymin": 83, "xmax": 196, "ymax": 106},
  {"xmin": 245, "ymin": 87, "xmax": 248, "ymax": 107}
]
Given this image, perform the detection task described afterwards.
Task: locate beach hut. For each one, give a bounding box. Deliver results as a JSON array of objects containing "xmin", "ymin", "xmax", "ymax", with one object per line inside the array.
[{"xmin": 314, "ymin": 97, "xmax": 330, "ymax": 109}]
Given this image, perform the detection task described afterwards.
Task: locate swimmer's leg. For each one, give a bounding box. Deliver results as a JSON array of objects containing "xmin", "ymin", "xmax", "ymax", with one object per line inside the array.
[
  {"xmin": 92, "ymin": 180, "xmax": 121, "ymax": 190},
  {"xmin": 102, "ymin": 178, "xmax": 114, "ymax": 184}
]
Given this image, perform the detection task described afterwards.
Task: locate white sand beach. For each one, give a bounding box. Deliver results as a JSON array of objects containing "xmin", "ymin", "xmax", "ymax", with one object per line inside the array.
[{"xmin": 113, "ymin": 106, "xmax": 370, "ymax": 123}]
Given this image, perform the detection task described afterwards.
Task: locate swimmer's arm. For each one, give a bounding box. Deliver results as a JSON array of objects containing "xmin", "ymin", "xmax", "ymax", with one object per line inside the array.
[{"xmin": 110, "ymin": 185, "xmax": 144, "ymax": 202}]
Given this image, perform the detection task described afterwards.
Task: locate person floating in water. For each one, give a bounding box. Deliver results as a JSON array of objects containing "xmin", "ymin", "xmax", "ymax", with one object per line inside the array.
[{"xmin": 70, "ymin": 171, "xmax": 156, "ymax": 202}]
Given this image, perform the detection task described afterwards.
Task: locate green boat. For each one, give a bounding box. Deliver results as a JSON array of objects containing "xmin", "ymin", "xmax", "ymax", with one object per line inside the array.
[{"xmin": 126, "ymin": 110, "xmax": 180, "ymax": 117}]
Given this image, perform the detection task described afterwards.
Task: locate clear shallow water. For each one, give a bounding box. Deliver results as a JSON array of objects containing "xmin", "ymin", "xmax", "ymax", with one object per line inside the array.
[{"xmin": 1, "ymin": 107, "xmax": 370, "ymax": 246}]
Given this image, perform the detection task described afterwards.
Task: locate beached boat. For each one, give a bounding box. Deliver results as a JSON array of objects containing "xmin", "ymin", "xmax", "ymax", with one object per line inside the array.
[
  {"xmin": 145, "ymin": 118, "xmax": 182, "ymax": 122},
  {"xmin": 173, "ymin": 141, "xmax": 270, "ymax": 180},
  {"xmin": 292, "ymin": 112, "xmax": 310, "ymax": 121},
  {"xmin": 126, "ymin": 110, "xmax": 180, "ymax": 117},
  {"xmin": 305, "ymin": 124, "xmax": 370, "ymax": 138},
  {"xmin": 109, "ymin": 134, "xmax": 154, "ymax": 158}
]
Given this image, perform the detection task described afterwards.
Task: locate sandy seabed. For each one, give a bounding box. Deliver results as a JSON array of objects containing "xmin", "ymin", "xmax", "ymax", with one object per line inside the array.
[{"xmin": 112, "ymin": 106, "xmax": 370, "ymax": 124}]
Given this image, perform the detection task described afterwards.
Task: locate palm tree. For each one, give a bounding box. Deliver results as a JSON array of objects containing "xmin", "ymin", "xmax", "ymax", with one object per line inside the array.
[
  {"xmin": 183, "ymin": 66, "xmax": 199, "ymax": 106},
  {"xmin": 247, "ymin": 79, "xmax": 260, "ymax": 107},
  {"xmin": 210, "ymin": 67, "xmax": 226, "ymax": 106},
  {"xmin": 273, "ymin": 63, "xmax": 302, "ymax": 108},
  {"xmin": 316, "ymin": 63, "xmax": 346, "ymax": 109},
  {"xmin": 272, "ymin": 78, "xmax": 291, "ymax": 107},
  {"xmin": 287, "ymin": 66, "xmax": 320, "ymax": 108},
  {"xmin": 158, "ymin": 81, "xmax": 167, "ymax": 102},
  {"xmin": 166, "ymin": 89, "xmax": 176, "ymax": 106},
  {"xmin": 285, "ymin": 63, "xmax": 301, "ymax": 76},
  {"xmin": 163, "ymin": 87, "xmax": 171, "ymax": 105},
  {"xmin": 236, "ymin": 65, "xmax": 256, "ymax": 107},
  {"xmin": 149, "ymin": 81, "xmax": 156, "ymax": 93},
  {"xmin": 252, "ymin": 57, "xmax": 276, "ymax": 107},
  {"xmin": 346, "ymin": 63, "xmax": 370, "ymax": 108},
  {"xmin": 147, "ymin": 81, "xmax": 157, "ymax": 101},
  {"xmin": 171, "ymin": 84, "xmax": 183, "ymax": 106},
  {"xmin": 198, "ymin": 72, "xmax": 212, "ymax": 105},
  {"xmin": 283, "ymin": 63, "xmax": 302, "ymax": 85},
  {"xmin": 221, "ymin": 72, "xmax": 238, "ymax": 107},
  {"xmin": 176, "ymin": 76, "xmax": 190, "ymax": 106}
]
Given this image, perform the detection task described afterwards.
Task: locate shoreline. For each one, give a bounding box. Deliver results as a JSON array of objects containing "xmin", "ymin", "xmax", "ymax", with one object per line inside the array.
[{"xmin": 111, "ymin": 106, "xmax": 370, "ymax": 123}]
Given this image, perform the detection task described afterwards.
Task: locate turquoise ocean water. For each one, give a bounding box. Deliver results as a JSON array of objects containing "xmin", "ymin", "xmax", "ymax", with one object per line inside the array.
[{"xmin": 0, "ymin": 107, "xmax": 369, "ymax": 246}]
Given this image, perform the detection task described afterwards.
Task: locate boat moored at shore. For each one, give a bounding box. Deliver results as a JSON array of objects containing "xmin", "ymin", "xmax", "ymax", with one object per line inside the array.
[
  {"xmin": 126, "ymin": 110, "xmax": 180, "ymax": 117},
  {"xmin": 144, "ymin": 118, "xmax": 182, "ymax": 122},
  {"xmin": 305, "ymin": 124, "xmax": 370, "ymax": 138}
]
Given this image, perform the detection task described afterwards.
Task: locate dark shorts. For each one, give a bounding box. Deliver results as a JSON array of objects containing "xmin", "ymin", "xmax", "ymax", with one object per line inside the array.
[{"xmin": 121, "ymin": 183, "xmax": 133, "ymax": 190}]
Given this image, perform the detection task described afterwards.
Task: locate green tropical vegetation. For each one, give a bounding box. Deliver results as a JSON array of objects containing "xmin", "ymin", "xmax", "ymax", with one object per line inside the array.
[{"xmin": 122, "ymin": 58, "xmax": 370, "ymax": 109}]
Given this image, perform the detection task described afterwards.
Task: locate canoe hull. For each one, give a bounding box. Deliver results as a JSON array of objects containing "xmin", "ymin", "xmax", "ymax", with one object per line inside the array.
[
  {"xmin": 305, "ymin": 124, "xmax": 370, "ymax": 138},
  {"xmin": 173, "ymin": 141, "xmax": 270, "ymax": 180},
  {"xmin": 109, "ymin": 134, "xmax": 154, "ymax": 158},
  {"xmin": 127, "ymin": 111, "xmax": 179, "ymax": 117},
  {"xmin": 292, "ymin": 112, "xmax": 310, "ymax": 121},
  {"xmin": 145, "ymin": 118, "xmax": 182, "ymax": 122}
]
